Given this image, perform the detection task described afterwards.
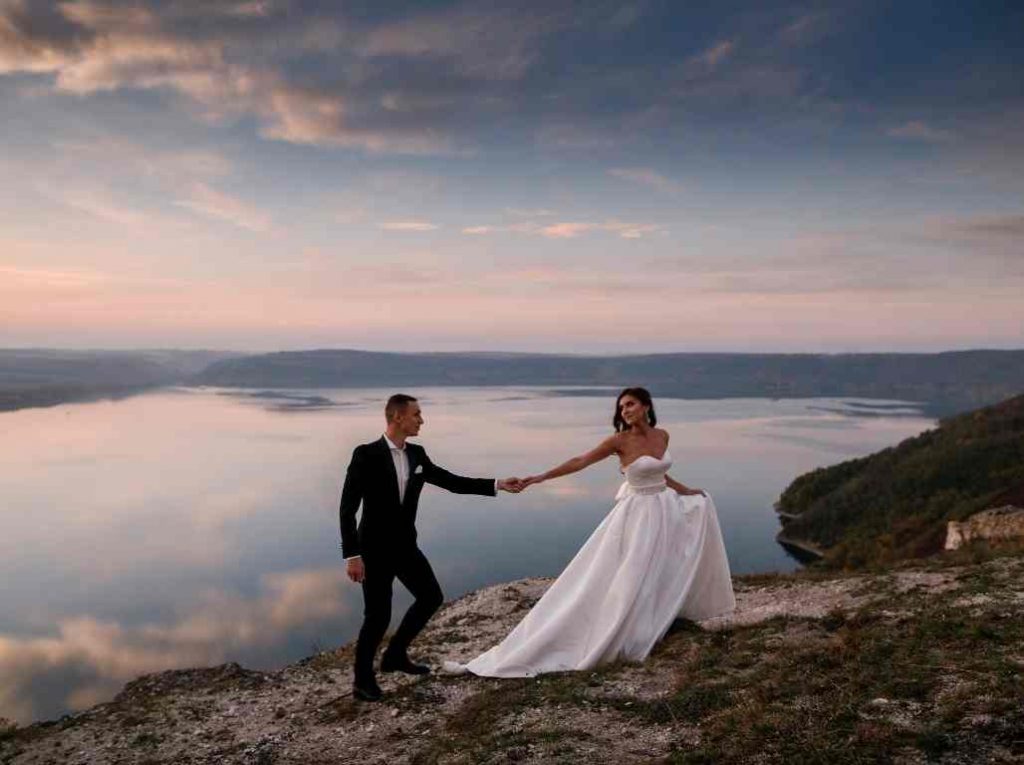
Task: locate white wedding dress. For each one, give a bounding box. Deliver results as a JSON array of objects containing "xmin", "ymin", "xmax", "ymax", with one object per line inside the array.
[{"xmin": 445, "ymin": 451, "xmax": 735, "ymax": 677}]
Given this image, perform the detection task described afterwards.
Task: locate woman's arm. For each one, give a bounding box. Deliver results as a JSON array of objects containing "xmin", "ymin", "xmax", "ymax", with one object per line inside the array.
[
  {"xmin": 666, "ymin": 474, "xmax": 706, "ymax": 496},
  {"xmin": 524, "ymin": 435, "xmax": 619, "ymax": 486}
]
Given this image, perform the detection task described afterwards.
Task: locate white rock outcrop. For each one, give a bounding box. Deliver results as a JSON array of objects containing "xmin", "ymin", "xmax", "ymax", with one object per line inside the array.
[{"xmin": 945, "ymin": 505, "xmax": 1024, "ymax": 550}]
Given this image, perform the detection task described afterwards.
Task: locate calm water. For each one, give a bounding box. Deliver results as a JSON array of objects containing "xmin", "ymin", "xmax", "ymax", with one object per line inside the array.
[{"xmin": 0, "ymin": 387, "xmax": 932, "ymax": 723}]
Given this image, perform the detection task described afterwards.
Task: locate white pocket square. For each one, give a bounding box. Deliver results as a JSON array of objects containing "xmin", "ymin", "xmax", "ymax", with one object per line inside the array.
[{"xmin": 414, "ymin": 465, "xmax": 424, "ymax": 474}]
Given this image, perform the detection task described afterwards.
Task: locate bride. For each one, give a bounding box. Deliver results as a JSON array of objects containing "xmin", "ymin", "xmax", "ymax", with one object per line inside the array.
[{"xmin": 446, "ymin": 387, "xmax": 735, "ymax": 677}]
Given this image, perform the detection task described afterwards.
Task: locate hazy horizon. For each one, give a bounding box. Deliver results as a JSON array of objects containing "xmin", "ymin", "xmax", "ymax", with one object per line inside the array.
[{"xmin": 3, "ymin": 343, "xmax": 1024, "ymax": 356}]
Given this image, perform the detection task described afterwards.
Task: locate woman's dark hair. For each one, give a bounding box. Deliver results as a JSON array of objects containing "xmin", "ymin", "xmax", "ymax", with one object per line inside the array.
[{"xmin": 613, "ymin": 387, "xmax": 656, "ymax": 432}]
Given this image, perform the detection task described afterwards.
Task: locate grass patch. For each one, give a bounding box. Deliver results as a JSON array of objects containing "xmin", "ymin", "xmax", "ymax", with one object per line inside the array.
[
  {"xmin": 607, "ymin": 684, "xmax": 733, "ymax": 725},
  {"xmin": 429, "ymin": 629, "xmax": 471, "ymax": 645},
  {"xmin": 302, "ymin": 644, "xmax": 355, "ymax": 672},
  {"xmin": 410, "ymin": 670, "xmax": 607, "ymax": 764},
  {"xmin": 129, "ymin": 731, "xmax": 163, "ymax": 750},
  {"xmin": 648, "ymin": 592, "xmax": 1024, "ymax": 764}
]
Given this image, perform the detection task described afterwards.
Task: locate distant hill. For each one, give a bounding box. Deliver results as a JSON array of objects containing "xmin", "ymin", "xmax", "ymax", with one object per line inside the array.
[
  {"xmin": 193, "ymin": 349, "xmax": 1024, "ymax": 415},
  {"xmin": 0, "ymin": 349, "xmax": 241, "ymax": 411},
  {"xmin": 5, "ymin": 348, "xmax": 1024, "ymax": 416},
  {"xmin": 775, "ymin": 394, "xmax": 1024, "ymax": 567}
]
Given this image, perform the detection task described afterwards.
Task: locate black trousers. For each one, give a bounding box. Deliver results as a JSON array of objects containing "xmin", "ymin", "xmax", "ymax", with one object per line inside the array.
[{"xmin": 354, "ymin": 545, "xmax": 443, "ymax": 681}]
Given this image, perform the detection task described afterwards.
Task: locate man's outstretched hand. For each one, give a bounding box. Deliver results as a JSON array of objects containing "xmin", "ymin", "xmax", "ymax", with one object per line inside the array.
[{"xmin": 497, "ymin": 477, "xmax": 527, "ymax": 493}]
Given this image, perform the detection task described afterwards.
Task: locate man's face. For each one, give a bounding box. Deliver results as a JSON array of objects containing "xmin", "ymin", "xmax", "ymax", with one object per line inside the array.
[{"xmin": 395, "ymin": 402, "xmax": 424, "ymax": 438}]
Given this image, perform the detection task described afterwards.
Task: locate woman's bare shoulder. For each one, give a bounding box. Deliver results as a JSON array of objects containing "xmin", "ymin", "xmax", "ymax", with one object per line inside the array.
[{"xmin": 605, "ymin": 431, "xmax": 625, "ymax": 449}]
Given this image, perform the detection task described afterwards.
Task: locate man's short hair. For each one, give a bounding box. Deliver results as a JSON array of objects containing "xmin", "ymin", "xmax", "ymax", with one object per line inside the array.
[{"xmin": 385, "ymin": 394, "xmax": 418, "ymax": 422}]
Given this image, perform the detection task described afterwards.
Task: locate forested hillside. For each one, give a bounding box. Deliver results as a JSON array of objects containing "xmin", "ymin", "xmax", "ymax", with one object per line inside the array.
[{"xmin": 776, "ymin": 394, "xmax": 1024, "ymax": 567}]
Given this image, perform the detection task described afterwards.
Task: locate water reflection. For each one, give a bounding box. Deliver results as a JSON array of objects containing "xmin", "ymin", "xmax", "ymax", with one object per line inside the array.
[{"xmin": 0, "ymin": 388, "xmax": 933, "ymax": 724}]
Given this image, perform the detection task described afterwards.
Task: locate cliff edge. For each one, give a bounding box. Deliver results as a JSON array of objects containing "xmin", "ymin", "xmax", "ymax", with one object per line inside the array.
[{"xmin": 2, "ymin": 552, "xmax": 1022, "ymax": 765}]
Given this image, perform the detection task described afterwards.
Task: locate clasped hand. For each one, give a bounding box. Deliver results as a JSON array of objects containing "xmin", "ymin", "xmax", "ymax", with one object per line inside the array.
[{"xmin": 496, "ymin": 476, "xmax": 542, "ymax": 493}]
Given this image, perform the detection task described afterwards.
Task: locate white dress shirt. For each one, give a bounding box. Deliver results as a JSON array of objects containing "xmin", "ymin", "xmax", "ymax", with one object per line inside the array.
[{"xmin": 383, "ymin": 433, "xmax": 410, "ymax": 504}]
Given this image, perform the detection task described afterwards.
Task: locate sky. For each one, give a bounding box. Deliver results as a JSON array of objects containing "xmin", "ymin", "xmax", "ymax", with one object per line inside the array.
[{"xmin": 1, "ymin": 0, "xmax": 1022, "ymax": 353}]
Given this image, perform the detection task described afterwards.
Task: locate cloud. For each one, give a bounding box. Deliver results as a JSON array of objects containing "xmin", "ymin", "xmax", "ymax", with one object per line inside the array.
[
  {"xmin": 53, "ymin": 138, "xmax": 232, "ymax": 183},
  {"xmin": 458, "ymin": 217, "xmax": 662, "ymax": 239},
  {"xmin": 214, "ymin": 1, "xmax": 277, "ymax": 18},
  {"xmin": 667, "ymin": 19, "xmax": 826, "ymax": 111},
  {"xmin": 887, "ymin": 121, "xmax": 955, "ymax": 143},
  {"xmin": 777, "ymin": 12, "xmax": 833, "ymax": 46},
  {"xmin": 0, "ymin": 1, "xmax": 478, "ymax": 154},
  {"xmin": 952, "ymin": 214, "xmax": 1024, "ymax": 239},
  {"xmin": 916, "ymin": 213, "xmax": 1024, "ymax": 274},
  {"xmin": 458, "ymin": 222, "xmax": 540, "ymax": 236},
  {"xmin": 254, "ymin": 78, "xmax": 459, "ymax": 154},
  {"xmin": 688, "ymin": 39, "xmax": 736, "ymax": 71},
  {"xmin": 534, "ymin": 121, "xmax": 620, "ymax": 150},
  {"xmin": 379, "ymin": 220, "xmax": 439, "ymax": 232},
  {"xmin": 540, "ymin": 220, "xmax": 662, "ymax": 239},
  {"xmin": 19, "ymin": 138, "xmax": 239, "ymax": 238},
  {"xmin": 356, "ymin": 5, "xmax": 568, "ymax": 81},
  {"xmin": 48, "ymin": 4, "xmax": 228, "ymax": 96},
  {"xmin": 1, "ymin": 1, "xmax": 627, "ymax": 156},
  {"xmin": 0, "ymin": 0, "xmax": 89, "ymax": 74},
  {"xmin": 0, "ymin": 567, "xmax": 350, "ymax": 724},
  {"xmin": 175, "ymin": 182, "xmax": 271, "ymax": 232},
  {"xmin": 42, "ymin": 183, "xmax": 154, "ymax": 227},
  {"xmin": 505, "ymin": 208, "xmax": 555, "ymax": 217},
  {"xmin": 0, "ymin": 265, "xmax": 107, "ymax": 289},
  {"xmin": 539, "ymin": 222, "xmax": 591, "ymax": 239},
  {"xmin": 608, "ymin": 167, "xmax": 682, "ymax": 194}
]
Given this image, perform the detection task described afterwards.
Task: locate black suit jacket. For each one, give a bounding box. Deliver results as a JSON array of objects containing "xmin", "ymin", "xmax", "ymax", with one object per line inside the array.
[{"xmin": 339, "ymin": 437, "xmax": 496, "ymax": 559}]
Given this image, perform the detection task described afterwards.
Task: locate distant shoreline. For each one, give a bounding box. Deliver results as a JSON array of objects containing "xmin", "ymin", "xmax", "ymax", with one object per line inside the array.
[
  {"xmin": 0, "ymin": 384, "xmax": 161, "ymax": 414},
  {"xmin": 0, "ymin": 383, "xmax": 934, "ymax": 417},
  {"xmin": 775, "ymin": 533, "xmax": 826, "ymax": 563},
  {"xmin": 5, "ymin": 346, "xmax": 1023, "ymax": 417}
]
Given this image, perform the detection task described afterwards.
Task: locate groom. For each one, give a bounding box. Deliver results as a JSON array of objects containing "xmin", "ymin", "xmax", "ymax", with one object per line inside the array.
[{"xmin": 339, "ymin": 393, "xmax": 522, "ymax": 701}]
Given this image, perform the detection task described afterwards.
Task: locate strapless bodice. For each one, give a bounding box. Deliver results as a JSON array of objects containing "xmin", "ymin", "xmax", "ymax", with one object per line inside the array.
[{"xmin": 618, "ymin": 451, "xmax": 672, "ymax": 496}]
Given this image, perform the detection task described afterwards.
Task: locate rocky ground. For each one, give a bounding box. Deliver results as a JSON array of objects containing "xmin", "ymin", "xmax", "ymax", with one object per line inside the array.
[{"xmin": 2, "ymin": 550, "xmax": 1022, "ymax": 765}]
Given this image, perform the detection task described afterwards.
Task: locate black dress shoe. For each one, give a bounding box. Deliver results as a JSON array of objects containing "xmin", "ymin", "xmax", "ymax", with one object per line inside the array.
[
  {"xmin": 352, "ymin": 677, "xmax": 383, "ymax": 702},
  {"xmin": 380, "ymin": 652, "xmax": 431, "ymax": 675}
]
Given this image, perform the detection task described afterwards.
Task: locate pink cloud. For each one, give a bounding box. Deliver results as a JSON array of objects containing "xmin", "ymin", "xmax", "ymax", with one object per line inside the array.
[
  {"xmin": 175, "ymin": 183, "xmax": 272, "ymax": 232},
  {"xmin": 379, "ymin": 221, "xmax": 439, "ymax": 232},
  {"xmin": 540, "ymin": 222, "xmax": 592, "ymax": 239},
  {"xmin": 687, "ymin": 39, "xmax": 736, "ymax": 71},
  {"xmin": 887, "ymin": 121, "xmax": 955, "ymax": 143},
  {"xmin": 608, "ymin": 167, "xmax": 682, "ymax": 194},
  {"xmin": 540, "ymin": 220, "xmax": 662, "ymax": 239}
]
